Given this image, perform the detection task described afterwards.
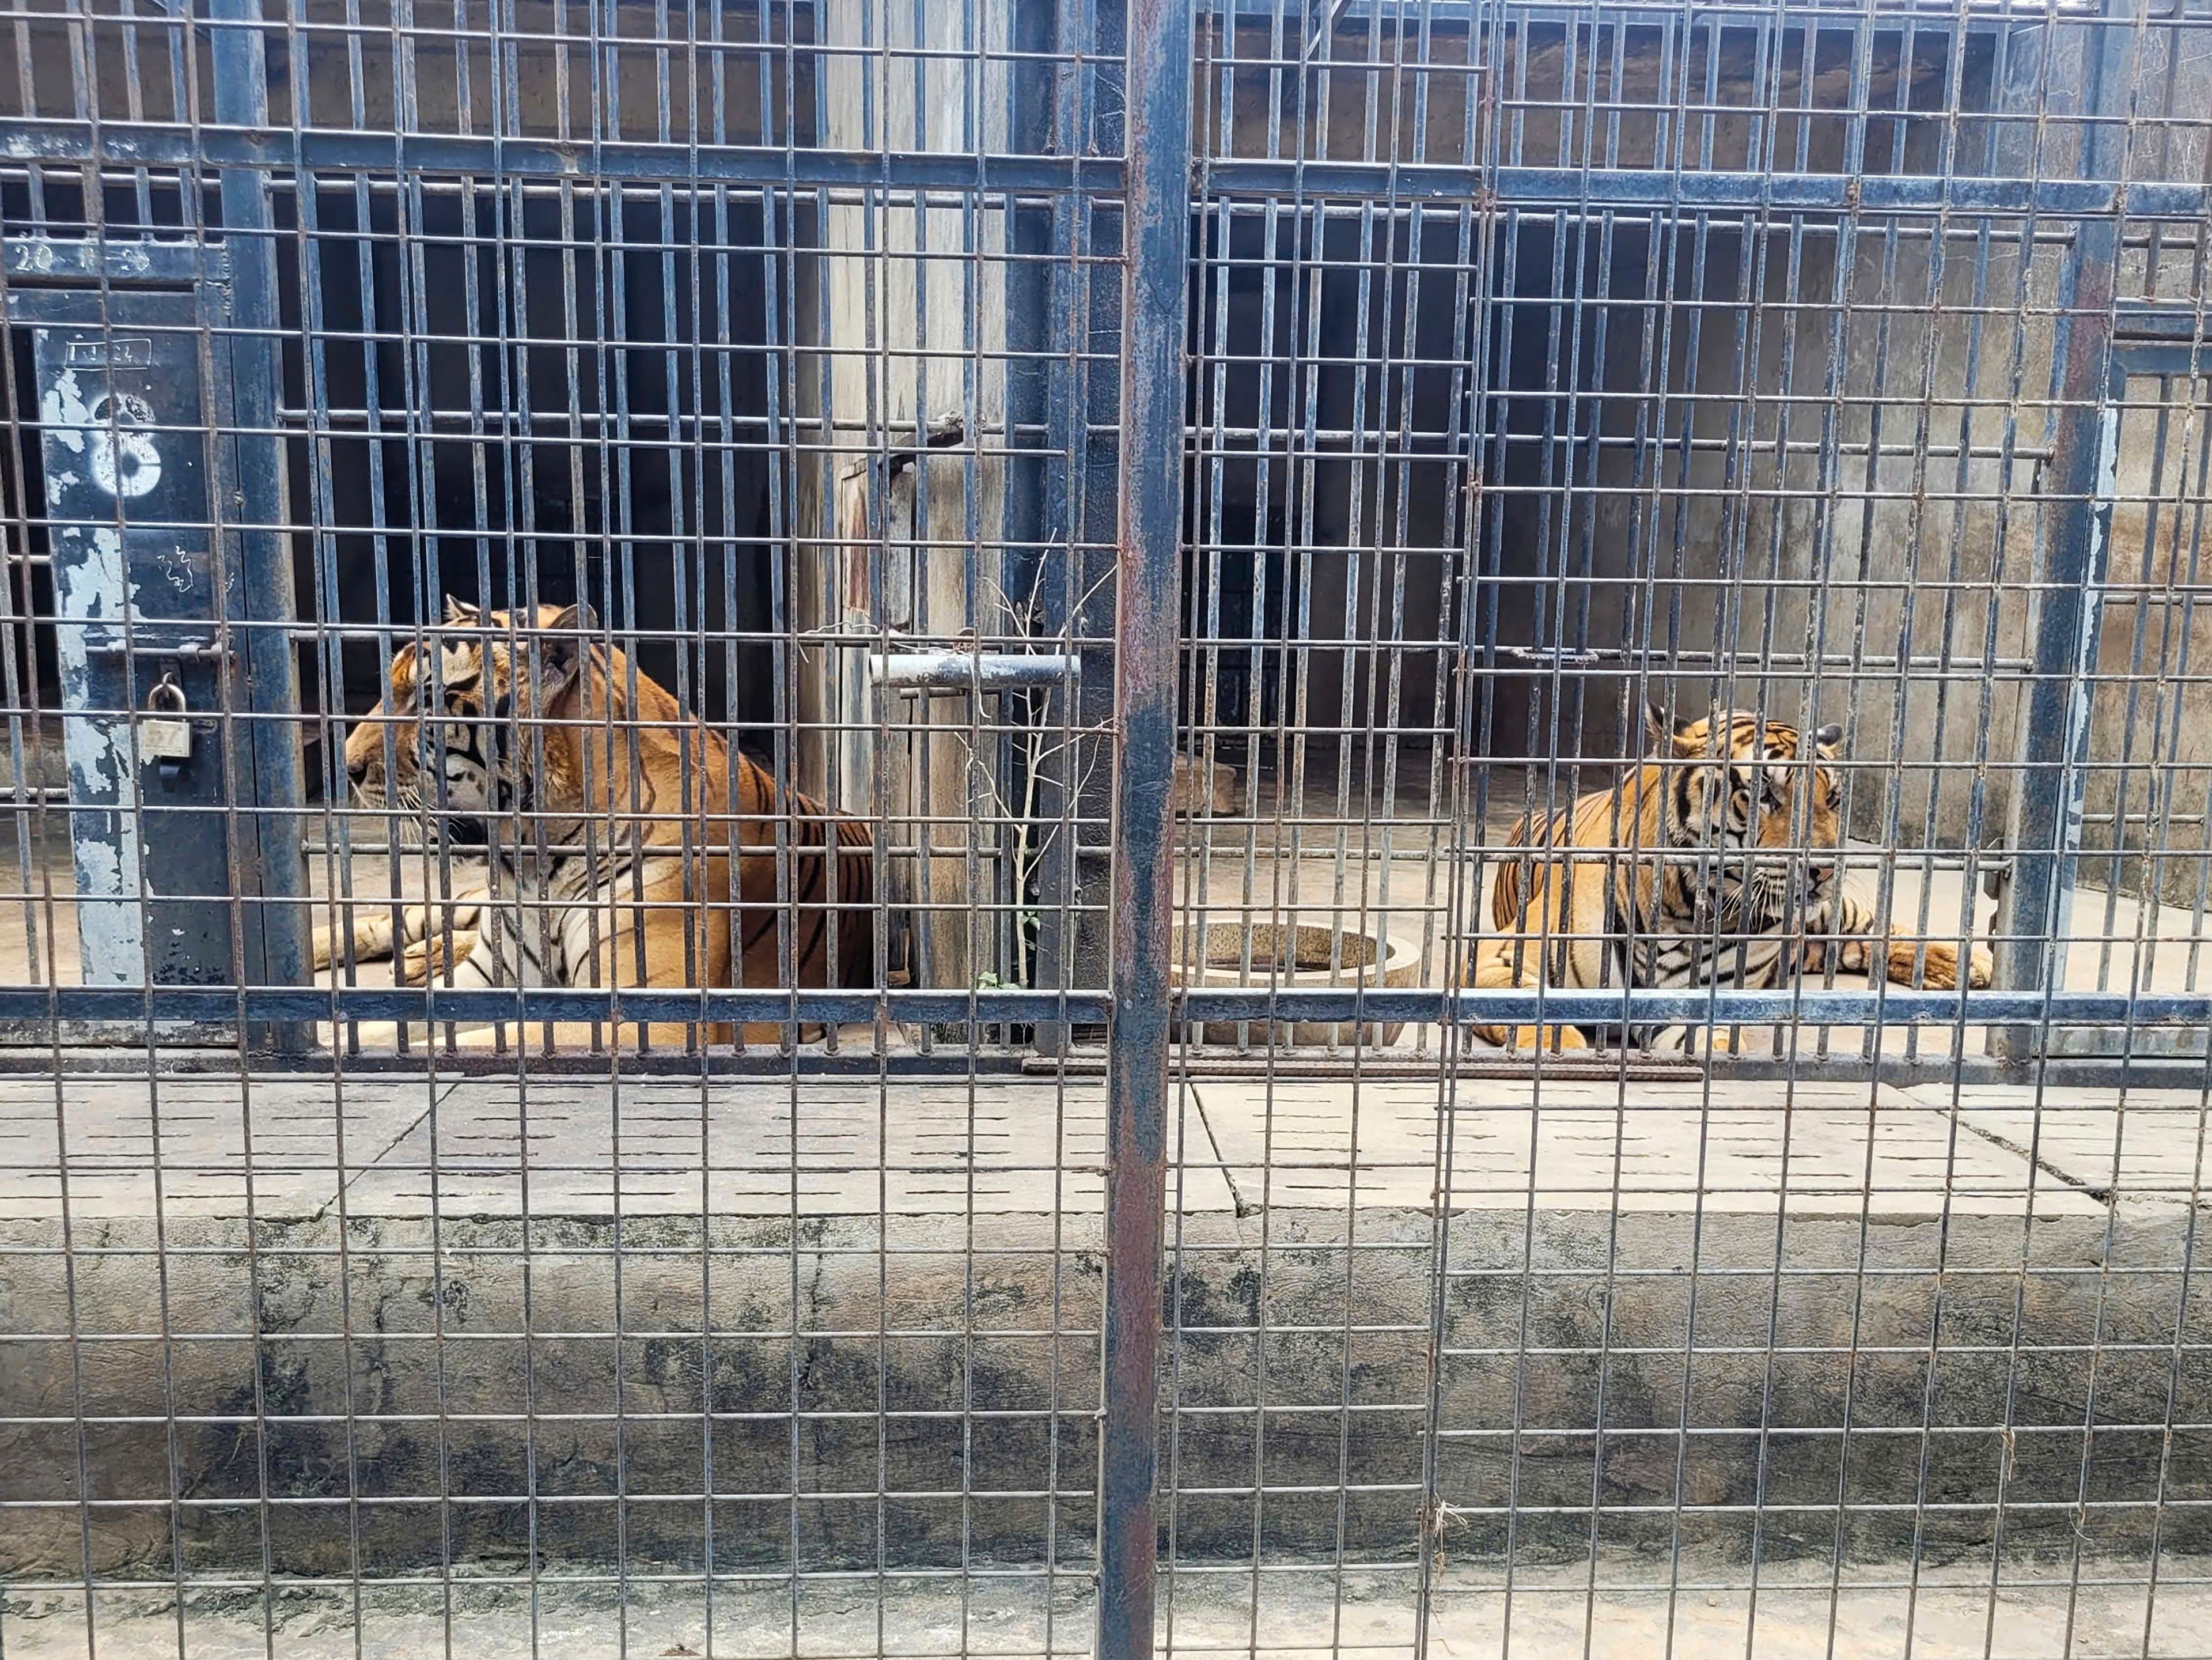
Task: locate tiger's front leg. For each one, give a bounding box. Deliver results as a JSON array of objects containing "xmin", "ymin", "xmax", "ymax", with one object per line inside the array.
[
  {"xmin": 1821, "ymin": 896, "xmax": 1993, "ymax": 990},
  {"xmin": 312, "ymin": 903, "xmax": 415, "ymax": 972},
  {"xmin": 310, "ymin": 879, "xmax": 491, "ymax": 974},
  {"xmin": 1465, "ymin": 936, "xmax": 1590, "ymax": 1052}
]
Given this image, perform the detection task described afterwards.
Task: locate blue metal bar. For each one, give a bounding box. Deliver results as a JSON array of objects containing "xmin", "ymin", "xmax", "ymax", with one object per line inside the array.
[
  {"xmin": 1206, "ymin": 163, "xmax": 2212, "ymax": 216},
  {"xmin": 18, "ymin": 116, "xmax": 2212, "ymax": 220},
  {"xmin": 1098, "ymin": 0, "xmax": 1192, "ymax": 1656},
  {"xmin": 4, "ymin": 983, "xmax": 2210, "ymax": 1028},
  {"xmin": 2114, "ymin": 302, "xmax": 2212, "ymax": 343},
  {"xmin": 0, "ymin": 120, "xmax": 1122, "ymax": 194},
  {"xmin": 1196, "ymin": 0, "xmax": 2105, "ymax": 23},
  {"xmin": 1991, "ymin": 9, "xmax": 2130, "ymax": 1064}
]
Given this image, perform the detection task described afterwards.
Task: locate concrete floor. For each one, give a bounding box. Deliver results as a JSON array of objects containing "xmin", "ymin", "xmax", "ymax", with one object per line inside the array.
[{"xmin": 5, "ymin": 1556, "xmax": 2210, "ymax": 1660}]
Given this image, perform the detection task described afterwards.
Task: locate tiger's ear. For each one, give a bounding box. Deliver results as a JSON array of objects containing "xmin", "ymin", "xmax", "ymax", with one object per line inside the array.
[
  {"xmin": 1646, "ymin": 701, "xmax": 1698, "ymax": 756},
  {"xmin": 1813, "ymin": 721, "xmax": 1843, "ymax": 753},
  {"xmin": 442, "ymin": 595, "xmax": 482, "ymax": 626},
  {"xmin": 533, "ymin": 603, "xmax": 599, "ymax": 705}
]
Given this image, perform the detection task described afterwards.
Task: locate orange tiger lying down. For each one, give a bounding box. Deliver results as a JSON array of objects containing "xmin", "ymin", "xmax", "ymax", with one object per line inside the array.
[
  {"xmin": 1467, "ymin": 706, "xmax": 1993, "ymax": 1053},
  {"xmin": 313, "ymin": 600, "xmax": 874, "ymax": 1046}
]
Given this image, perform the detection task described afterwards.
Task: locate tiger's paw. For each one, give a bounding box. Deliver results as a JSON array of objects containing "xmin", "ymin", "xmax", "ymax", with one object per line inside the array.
[
  {"xmin": 1908, "ymin": 941, "xmax": 1993, "ymax": 992},
  {"xmin": 1884, "ymin": 939, "xmax": 1993, "ymax": 992},
  {"xmin": 1476, "ymin": 1023, "xmax": 1590, "ymax": 1052},
  {"xmin": 399, "ymin": 932, "xmax": 476, "ymax": 985}
]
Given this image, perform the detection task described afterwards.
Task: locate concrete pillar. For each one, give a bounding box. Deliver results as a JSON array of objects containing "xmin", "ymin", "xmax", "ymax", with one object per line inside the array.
[{"xmin": 796, "ymin": 0, "xmax": 1014, "ymax": 997}]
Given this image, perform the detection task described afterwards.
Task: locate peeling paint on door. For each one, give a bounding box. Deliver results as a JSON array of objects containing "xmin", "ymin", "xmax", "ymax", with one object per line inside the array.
[{"xmin": 52, "ymin": 524, "xmax": 147, "ymax": 982}]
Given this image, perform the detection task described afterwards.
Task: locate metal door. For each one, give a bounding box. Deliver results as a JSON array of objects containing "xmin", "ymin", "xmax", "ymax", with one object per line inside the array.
[{"xmin": 3, "ymin": 244, "xmax": 278, "ymax": 1028}]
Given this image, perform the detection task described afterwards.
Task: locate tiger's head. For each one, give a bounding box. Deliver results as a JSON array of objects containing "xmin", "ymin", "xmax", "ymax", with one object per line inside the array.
[
  {"xmin": 343, "ymin": 598, "xmax": 603, "ymax": 834},
  {"xmin": 1647, "ymin": 705, "xmax": 1846, "ymax": 928}
]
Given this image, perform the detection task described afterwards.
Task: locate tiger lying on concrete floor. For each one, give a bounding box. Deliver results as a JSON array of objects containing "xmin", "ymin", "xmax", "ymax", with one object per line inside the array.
[
  {"xmin": 1465, "ymin": 706, "xmax": 1994, "ymax": 1053},
  {"xmin": 313, "ymin": 599, "xmax": 874, "ymax": 1045}
]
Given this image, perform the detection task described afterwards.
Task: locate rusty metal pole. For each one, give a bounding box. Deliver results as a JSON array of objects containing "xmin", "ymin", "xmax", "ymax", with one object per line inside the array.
[{"xmin": 1098, "ymin": 0, "xmax": 1192, "ymax": 1655}]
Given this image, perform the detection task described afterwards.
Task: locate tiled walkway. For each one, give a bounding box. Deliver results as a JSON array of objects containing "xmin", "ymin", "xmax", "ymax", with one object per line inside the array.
[{"xmin": 4, "ymin": 1071, "xmax": 2198, "ymax": 1227}]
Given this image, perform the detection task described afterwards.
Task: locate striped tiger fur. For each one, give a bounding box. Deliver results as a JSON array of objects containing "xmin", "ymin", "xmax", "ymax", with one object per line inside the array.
[
  {"xmin": 1466, "ymin": 705, "xmax": 1992, "ymax": 1053},
  {"xmin": 319, "ymin": 599, "xmax": 874, "ymax": 1045}
]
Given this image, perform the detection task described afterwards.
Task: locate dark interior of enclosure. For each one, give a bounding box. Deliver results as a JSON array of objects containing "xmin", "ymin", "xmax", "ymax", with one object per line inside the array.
[
  {"xmin": 1178, "ymin": 20, "xmax": 1999, "ymax": 791},
  {"xmin": 5, "ymin": 177, "xmax": 788, "ymax": 800},
  {"xmin": 283, "ymin": 183, "xmax": 787, "ymax": 799},
  {"xmin": 8, "ymin": 195, "xmax": 1921, "ymax": 799},
  {"xmin": 1181, "ymin": 208, "xmax": 1840, "ymax": 782}
]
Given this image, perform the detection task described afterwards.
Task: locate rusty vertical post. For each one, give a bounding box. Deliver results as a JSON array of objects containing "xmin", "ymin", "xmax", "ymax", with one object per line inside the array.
[{"xmin": 1098, "ymin": 0, "xmax": 1192, "ymax": 1655}]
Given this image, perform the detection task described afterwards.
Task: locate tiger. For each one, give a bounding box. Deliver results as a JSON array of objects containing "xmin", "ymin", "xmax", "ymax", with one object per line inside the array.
[
  {"xmin": 1465, "ymin": 706, "xmax": 1993, "ymax": 1053},
  {"xmin": 316, "ymin": 598, "xmax": 874, "ymax": 1046}
]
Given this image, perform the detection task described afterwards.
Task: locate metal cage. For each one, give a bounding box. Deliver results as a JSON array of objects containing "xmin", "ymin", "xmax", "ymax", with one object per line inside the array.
[{"xmin": 5, "ymin": 1, "xmax": 2212, "ymax": 1657}]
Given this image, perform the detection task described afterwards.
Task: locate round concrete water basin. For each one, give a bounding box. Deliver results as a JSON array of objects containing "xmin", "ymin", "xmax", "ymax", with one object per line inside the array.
[{"xmin": 1170, "ymin": 920, "xmax": 1422, "ymax": 1048}]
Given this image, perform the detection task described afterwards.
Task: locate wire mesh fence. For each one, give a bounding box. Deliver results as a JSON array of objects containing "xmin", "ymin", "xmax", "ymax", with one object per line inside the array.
[{"xmin": 3, "ymin": 0, "xmax": 2212, "ymax": 1657}]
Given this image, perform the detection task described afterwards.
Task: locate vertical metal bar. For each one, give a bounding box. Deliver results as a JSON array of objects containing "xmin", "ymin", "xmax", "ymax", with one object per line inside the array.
[
  {"xmin": 209, "ymin": 0, "xmax": 309, "ymax": 1045},
  {"xmin": 1994, "ymin": 12, "xmax": 2129, "ymax": 1063},
  {"xmin": 1097, "ymin": 0, "xmax": 1191, "ymax": 1657}
]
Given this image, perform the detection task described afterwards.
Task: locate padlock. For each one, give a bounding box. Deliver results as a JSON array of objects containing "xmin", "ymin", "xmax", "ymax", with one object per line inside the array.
[{"xmin": 141, "ymin": 671, "xmax": 193, "ymax": 763}]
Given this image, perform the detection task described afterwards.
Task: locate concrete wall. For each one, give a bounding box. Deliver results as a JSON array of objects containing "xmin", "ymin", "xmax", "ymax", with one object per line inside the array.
[
  {"xmin": 7, "ymin": 1201, "xmax": 2206, "ymax": 1579},
  {"xmin": 2084, "ymin": 5, "xmax": 2212, "ymax": 912}
]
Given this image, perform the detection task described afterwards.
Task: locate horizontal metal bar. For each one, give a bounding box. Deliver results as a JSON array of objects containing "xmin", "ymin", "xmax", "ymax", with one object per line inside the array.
[
  {"xmin": 2111, "ymin": 341, "xmax": 2212, "ymax": 380},
  {"xmin": 872, "ymin": 652, "xmax": 1082, "ymax": 693},
  {"xmin": 17, "ymin": 124, "xmax": 2212, "ymax": 222},
  {"xmin": 2114, "ymin": 300, "xmax": 2212, "ymax": 342},
  {"xmin": 84, "ymin": 638, "xmax": 223, "ymax": 659},
  {"xmin": 0, "ymin": 986, "xmax": 1116, "ymax": 1024},
  {"xmin": 1204, "ymin": 162, "xmax": 2212, "ymax": 219},
  {"xmin": 1489, "ymin": 645, "xmax": 2037, "ymax": 674},
  {"xmin": 1030, "ymin": 1047, "xmax": 2212, "ymax": 1092},
  {"xmin": 4, "ymin": 985, "xmax": 2209, "ymax": 1029},
  {"xmin": 1200, "ymin": 0, "xmax": 2099, "ymax": 22},
  {"xmin": 1179, "ymin": 988, "xmax": 2212, "ymax": 1026},
  {"xmin": 1194, "ymin": 199, "xmax": 2086, "ymax": 238},
  {"xmin": 0, "ymin": 120, "xmax": 1120, "ymax": 195}
]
